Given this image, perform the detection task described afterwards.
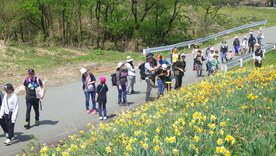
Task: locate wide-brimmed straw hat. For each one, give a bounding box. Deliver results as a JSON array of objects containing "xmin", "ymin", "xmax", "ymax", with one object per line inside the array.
[
  {"xmin": 80, "ymin": 68, "xmax": 88, "ymax": 75},
  {"xmin": 116, "ymin": 62, "xmax": 124, "ymax": 69},
  {"xmin": 126, "ymin": 56, "xmax": 133, "ymax": 62}
]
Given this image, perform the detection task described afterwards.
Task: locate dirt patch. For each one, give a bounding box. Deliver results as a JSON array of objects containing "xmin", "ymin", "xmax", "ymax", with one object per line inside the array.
[
  {"xmin": 36, "ymin": 48, "xmax": 55, "ymax": 56},
  {"xmin": 62, "ymin": 48, "xmax": 87, "ymax": 56},
  {"xmin": 2, "ymin": 61, "xmax": 118, "ymax": 95}
]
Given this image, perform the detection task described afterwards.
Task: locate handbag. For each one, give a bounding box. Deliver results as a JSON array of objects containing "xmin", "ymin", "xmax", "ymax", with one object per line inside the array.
[{"xmin": 194, "ymin": 65, "xmax": 198, "ymax": 71}]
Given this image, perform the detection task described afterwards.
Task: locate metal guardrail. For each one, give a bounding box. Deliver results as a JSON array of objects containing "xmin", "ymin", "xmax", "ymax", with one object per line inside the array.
[
  {"xmin": 143, "ymin": 21, "xmax": 267, "ymax": 54},
  {"xmin": 223, "ymin": 44, "xmax": 276, "ymax": 72}
]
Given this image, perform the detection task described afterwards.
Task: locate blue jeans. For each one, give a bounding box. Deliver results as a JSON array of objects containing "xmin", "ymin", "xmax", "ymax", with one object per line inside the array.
[
  {"xmin": 84, "ymin": 91, "xmax": 96, "ymax": 110},
  {"xmin": 157, "ymin": 79, "xmax": 165, "ymax": 96},
  {"xmin": 117, "ymin": 84, "xmax": 127, "ymax": 103},
  {"xmin": 98, "ymin": 102, "xmax": 106, "ymax": 117},
  {"xmin": 221, "ymin": 52, "xmax": 227, "ymax": 63}
]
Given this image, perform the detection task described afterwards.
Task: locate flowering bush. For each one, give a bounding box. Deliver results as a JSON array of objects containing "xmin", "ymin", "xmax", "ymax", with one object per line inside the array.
[{"xmin": 25, "ymin": 65, "xmax": 275, "ymax": 156}]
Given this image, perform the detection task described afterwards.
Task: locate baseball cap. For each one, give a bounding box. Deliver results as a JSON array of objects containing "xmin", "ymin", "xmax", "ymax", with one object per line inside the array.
[
  {"xmin": 162, "ymin": 64, "xmax": 168, "ymax": 70},
  {"xmin": 4, "ymin": 83, "xmax": 13, "ymax": 91},
  {"xmin": 181, "ymin": 54, "xmax": 186, "ymax": 57},
  {"xmin": 99, "ymin": 77, "xmax": 106, "ymax": 83},
  {"xmin": 28, "ymin": 69, "xmax": 35, "ymax": 74},
  {"xmin": 146, "ymin": 55, "xmax": 153, "ymax": 60}
]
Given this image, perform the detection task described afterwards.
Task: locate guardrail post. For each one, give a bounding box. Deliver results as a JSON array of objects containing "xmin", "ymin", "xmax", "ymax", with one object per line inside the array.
[
  {"xmin": 143, "ymin": 49, "xmax": 147, "ymax": 55},
  {"xmin": 263, "ymin": 49, "xmax": 266, "ymax": 59},
  {"xmin": 188, "ymin": 45, "xmax": 191, "ymax": 49},
  {"xmin": 224, "ymin": 64, "xmax": 228, "ymax": 73},
  {"xmin": 274, "ymin": 44, "xmax": 276, "ymax": 50},
  {"xmin": 240, "ymin": 58, "xmax": 243, "ymax": 67}
]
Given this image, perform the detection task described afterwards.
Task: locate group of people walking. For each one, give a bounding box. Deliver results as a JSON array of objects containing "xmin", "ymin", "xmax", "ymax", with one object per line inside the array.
[
  {"xmin": 0, "ymin": 69, "xmax": 45, "ymax": 145},
  {"xmin": 0, "ymin": 28, "xmax": 265, "ymax": 146}
]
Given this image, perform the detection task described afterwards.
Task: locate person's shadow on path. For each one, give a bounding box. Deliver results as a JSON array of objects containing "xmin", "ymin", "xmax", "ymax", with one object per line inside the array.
[
  {"xmin": 0, "ymin": 132, "xmax": 33, "ymax": 145},
  {"xmin": 39, "ymin": 120, "xmax": 59, "ymax": 126},
  {"xmin": 29, "ymin": 120, "xmax": 59, "ymax": 129}
]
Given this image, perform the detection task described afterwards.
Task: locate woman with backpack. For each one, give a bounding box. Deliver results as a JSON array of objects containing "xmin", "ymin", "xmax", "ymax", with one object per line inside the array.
[
  {"xmin": 80, "ymin": 68, "xmax": 97, "ymax": 114},
  {"xmin": 125, "ymin": 56, "xmax": 139, "ymax": 95},
  {"xmin": 116, "ymin": 62, "xmax": 128, "ymax": 106},
  {"xmin": 0, "ymin": 83, "xmax": 19, "ymax": 145}
]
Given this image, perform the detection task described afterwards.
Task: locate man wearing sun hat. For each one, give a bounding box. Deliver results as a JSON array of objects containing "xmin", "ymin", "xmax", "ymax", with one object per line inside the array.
[
  {"xmin": 173, "ymin": 54, "xmax": 186, "ymax": 89},
  {"xmin": 125, "ymin": 56, "xmax": 139, "ymax": 95},
  {"xmin": 144, "ymin": 55, "xmax": 161, "ymax": 102}
]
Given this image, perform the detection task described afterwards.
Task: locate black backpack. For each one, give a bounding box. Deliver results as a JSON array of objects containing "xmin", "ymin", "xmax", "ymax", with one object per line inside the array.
[
  {"xmin": 111, "ymin": 73, "xmax": 117, "ymax": 86},
  {"xmin": 139, "ymin": 63, "xmax": 146, "ymax": 80}
]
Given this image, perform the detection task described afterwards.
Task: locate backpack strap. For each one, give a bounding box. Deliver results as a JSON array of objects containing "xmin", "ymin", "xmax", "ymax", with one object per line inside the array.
[{"xmin": 99, "ymin": 84, "xmax": 105, "ymax": 93}]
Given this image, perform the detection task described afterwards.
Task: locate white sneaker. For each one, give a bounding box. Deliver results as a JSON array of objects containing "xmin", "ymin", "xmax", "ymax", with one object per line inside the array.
[
  {"xmin": 99, "ymin": 117, "xmax": 103, "ymax": 120},
  {"xmin": 103, "ymin": 116, "xmax": 107, "ymax": 120},
  {"xmin": 4, "ymin": 139, "xmax": 13, "ymax": 145}
]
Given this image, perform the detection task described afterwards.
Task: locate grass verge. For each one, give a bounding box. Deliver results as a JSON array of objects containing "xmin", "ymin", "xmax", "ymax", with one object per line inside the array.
[{"xmin": 23, "ymin": 64, "xmax": 276, "ymax": 156}]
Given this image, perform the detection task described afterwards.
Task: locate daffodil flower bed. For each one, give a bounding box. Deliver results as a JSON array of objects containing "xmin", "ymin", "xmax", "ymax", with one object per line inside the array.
[{"xmin": 28, "ymin": 65, "xmax": 275, "ymax": 156}]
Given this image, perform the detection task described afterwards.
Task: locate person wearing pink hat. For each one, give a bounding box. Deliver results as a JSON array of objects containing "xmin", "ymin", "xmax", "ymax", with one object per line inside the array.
[{"xmin": 96, "ymin": 77, "xmax": 108, "ymax": 120}]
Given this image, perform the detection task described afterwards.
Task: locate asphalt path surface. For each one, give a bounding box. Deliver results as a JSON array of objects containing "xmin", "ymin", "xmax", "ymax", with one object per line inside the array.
[{"xmin": 1, "ymin": 26, "xmax": 275, "ymax": 156}]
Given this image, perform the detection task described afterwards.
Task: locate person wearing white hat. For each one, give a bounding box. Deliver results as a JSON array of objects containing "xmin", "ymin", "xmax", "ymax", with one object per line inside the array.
[
  {"xmin": 207, "ymin": 49, "xmax": 215, "ymax": 76},
  {"xmin": 240, "ymin": 36, "xmax": 248, "ymax": 55},
  {"xmin": 173, "ymin": 54, "xmax": 186, "ymax": 89},
  {"xmin": 233, "ymin": 36, "xmax": 240, "ymax": 56},
  {"xmin": 257, "ymin": 28, "xmax": 264, "ymax": 45},
  {"xmin": 253, "ymin": 44, "xmax": 263, "ymax": 68},
  {"xmin": 80, "ymin": 68, "xmax": 97, "ymax": 114},
  {"xmin": 227, "ymin": 49, "xmax": 234, "ymax": 61},
  {"xmin": 205, "ymin": 45, "xmax": 212, "ymax": 71},
  {"xmin": 125, "ymin": 56, "xmax": 139, "ymax": 95},
  {"xmin": 116, "ymin": 62, "xmax": 128, "ymax": 106}
]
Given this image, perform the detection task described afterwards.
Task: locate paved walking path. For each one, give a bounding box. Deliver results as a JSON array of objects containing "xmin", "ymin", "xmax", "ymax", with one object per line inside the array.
[{"xmin": 1, "ymin": 26, "xmax": 275, "ymax": 156}]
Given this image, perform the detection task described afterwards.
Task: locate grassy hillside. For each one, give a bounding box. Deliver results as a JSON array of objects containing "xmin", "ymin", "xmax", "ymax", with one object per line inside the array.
[
  {"xmin": 23, "ymin": 64, "xmax": 276, "ymax": 156},
  {"xmin": 222, "ymin": 7, "xmax": 276, "ymax": 27},
  {"xmin": 0, "ymin": 43, "xmax": 145, "ymax": 73}
]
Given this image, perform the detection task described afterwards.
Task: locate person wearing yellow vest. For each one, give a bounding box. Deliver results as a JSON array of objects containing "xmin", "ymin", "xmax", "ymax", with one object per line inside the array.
[{"xmin": 170, "ymin": 47, "xmax": 180, "ymax": 66}]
